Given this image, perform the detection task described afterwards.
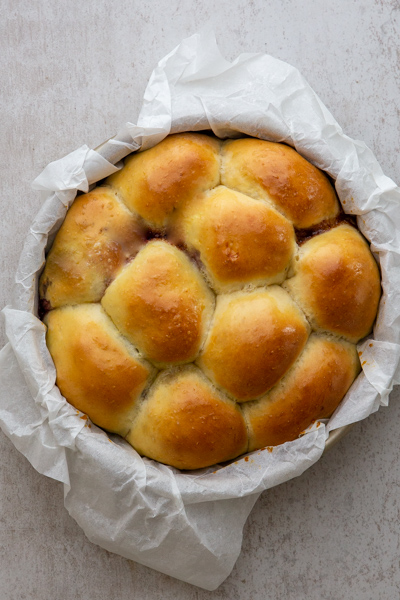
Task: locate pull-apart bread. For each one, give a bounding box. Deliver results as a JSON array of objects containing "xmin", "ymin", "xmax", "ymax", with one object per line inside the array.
[{"xmin": 39, "ymin": 133, "xmax": 381, "ymax": 470}]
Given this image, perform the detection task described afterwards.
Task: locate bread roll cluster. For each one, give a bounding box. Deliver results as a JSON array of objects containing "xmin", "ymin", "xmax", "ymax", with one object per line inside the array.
[{"xmin": 39, "ymin": 133, "xmax": 381, "ymax": 470}]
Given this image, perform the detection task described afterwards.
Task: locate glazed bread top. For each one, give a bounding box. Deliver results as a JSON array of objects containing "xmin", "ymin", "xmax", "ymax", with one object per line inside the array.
[
  {"xmin": 284, "ymin": 224, "xmax": 381, "ymax": 343},
  {"xmin": 197, "ymin": 287, "xmax": 310, "ymax": 401},
  {"xmin": 40, "ymin": 133, "xmax": 380, "ymax": 470}
]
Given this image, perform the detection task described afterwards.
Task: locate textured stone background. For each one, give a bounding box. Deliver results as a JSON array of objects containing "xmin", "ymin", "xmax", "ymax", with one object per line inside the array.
[{"xmin": 1, "ymin": 1, "xmax": 400, "ymax": 598}]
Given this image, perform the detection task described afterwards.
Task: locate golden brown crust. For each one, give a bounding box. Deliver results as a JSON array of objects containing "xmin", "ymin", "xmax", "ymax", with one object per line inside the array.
[
  {"xmin": 101, "ymin": 241, "xmax": 215, "ymax": 366},
  {"xmin": 284, "ymin": 224, "xmax": 381, "ymax": 342},
  {"xmin": 106, "ymin": 133, "xmax": 220, "ymax": 227},
  {"xmin": 39, "ymin": 187, "xmax": 145, "ymax": 308},
  {"xmin": 197, "ymin": 287, "xmax": 310, "ymax": 401},
  {"xmin": 44, "ymin": 304, "xmax": 154, "ymax": 436},
  {"xmin": 170, "ymin": 186, "xmax": 295, "ymax": 293},
  {"xmin": 40, "ymin": 133, "xmax": 381, "ymax": 470},
  {"xmin": 126, "ymin": 366, "xmax": 248, "ymax": 470},
  {"xmin": 221, "ymin": 138, "xmax": 340, "ymax": 228},
  {"xmin": 243, "ymin": 334, "xmax": 360, "ymax": 449}
]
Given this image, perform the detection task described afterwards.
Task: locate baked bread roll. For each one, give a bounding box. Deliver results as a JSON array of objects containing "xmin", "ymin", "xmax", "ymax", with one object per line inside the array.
[
  {"xmin": 101, "ymin": 240, "xmax": 215, "ymax": 366},
  {"xmin": 221, "ymin": 138, "xmax": 339, "ymax": 228},
  {"xmin": 44, "ymin": 304, "xmax": 154, "ymax": 436},
  {"xmin": 284, "ymin": 224, "xmax": 381, "ymax": 342},
  {"xmin": 106, "ymin": 133, "xmax": 220, "ymax": 227},
  {"xmin": 243, "ymin": 334, "xmax": 360, "ymax": 449},
  {"xmin": 126, "ymin": 366, "xmax": 248, "ymax": 470},
  {"xmin": 197, "ymin": 287, "xmax": 310, "ymax": 401},
  {"xmin": 39, "ymin": 133, "xmax": 380, "ymax": 470},
  {"xmin": 169, "ymin": 185, "xmax": 295, "ymax": 293},
  {"xmin": 39, "ymin": 187, "xmax": 146, "ymax": 308}
]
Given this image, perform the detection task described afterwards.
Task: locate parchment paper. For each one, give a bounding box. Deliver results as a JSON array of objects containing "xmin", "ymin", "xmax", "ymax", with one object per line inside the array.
[{"xmin": 1, "ymin": 30, "xmax": 400, "ymax": 590}]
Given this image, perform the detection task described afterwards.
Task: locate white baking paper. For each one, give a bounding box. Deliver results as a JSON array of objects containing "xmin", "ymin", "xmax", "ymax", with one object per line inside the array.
[{"xmin": 1, "ymin": 30, "xmax": 400, "ymax": 590}]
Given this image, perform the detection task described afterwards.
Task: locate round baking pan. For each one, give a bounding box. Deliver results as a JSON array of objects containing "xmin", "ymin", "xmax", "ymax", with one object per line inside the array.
[{"xmin": 324, "ymin": 423, "xmax": 354, "ymax": 451}]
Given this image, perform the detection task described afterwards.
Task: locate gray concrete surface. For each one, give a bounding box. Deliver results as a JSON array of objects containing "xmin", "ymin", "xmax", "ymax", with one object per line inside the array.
[{"xmin": 1, "ymin": 1, "xmax": 400, "ymax": 598}]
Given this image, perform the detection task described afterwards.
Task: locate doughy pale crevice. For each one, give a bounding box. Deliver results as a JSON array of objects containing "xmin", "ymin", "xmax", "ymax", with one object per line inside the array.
[
  {"xmin": 283, "ymin": 244, "xmax": 300, "ymax": 281},
  {"xmin": 185, "ymin": 363, "xmax": 252, "ymax": 422},
  {"xmin": 195, "ymin": 355, "xmax": 249, "ymax": 405},
  {"xmin": 196, "ymin": 291, "xmax": 217, "ymax": 357},
  {"xmin": 216, "ymin": 179, "xmax": 290, "ymax": 224},
  {"xmin": 100, "ymin": 302, "xmax": 151, "ymax": 364},
  {"xmin": 232, "ymin": 402, "xmax": 250, "ymax": 455},
  {"xmin": 124, "ymin": 376, "xmax": 159, "ymax": 440},
  {"xmin": 103, "ymin": 181, "xmax": 171, "ymax": 231},
  {"xmin": 97, "ymin": 305, "xmax": 158, "ymax": 373},
  {"xmin": 281, "ymin": 245, "xmax": 323, "ymax": 332},
  {"xmin": 180, "ymin": 245, "xmax": 220, "ymax": 301},
  {"xmin": 240, "ymin": 404, "xmax": 253, "ymax": 453},
  {"xmin": 100, "ymin": 183, "xmax": 144, "ymax": 222},
  {"xmin": 281, "ymin": 280, "xmax": 314, "ymax": 331},
  {"xmin": 281, "ymin": 280, "xmax": 364, "ymax": 346}
]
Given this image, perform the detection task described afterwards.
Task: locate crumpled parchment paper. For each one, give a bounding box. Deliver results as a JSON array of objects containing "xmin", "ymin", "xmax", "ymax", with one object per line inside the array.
[{"xmin": 1, "ymin": 30, "xmax": 400, "ymax": 590}]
